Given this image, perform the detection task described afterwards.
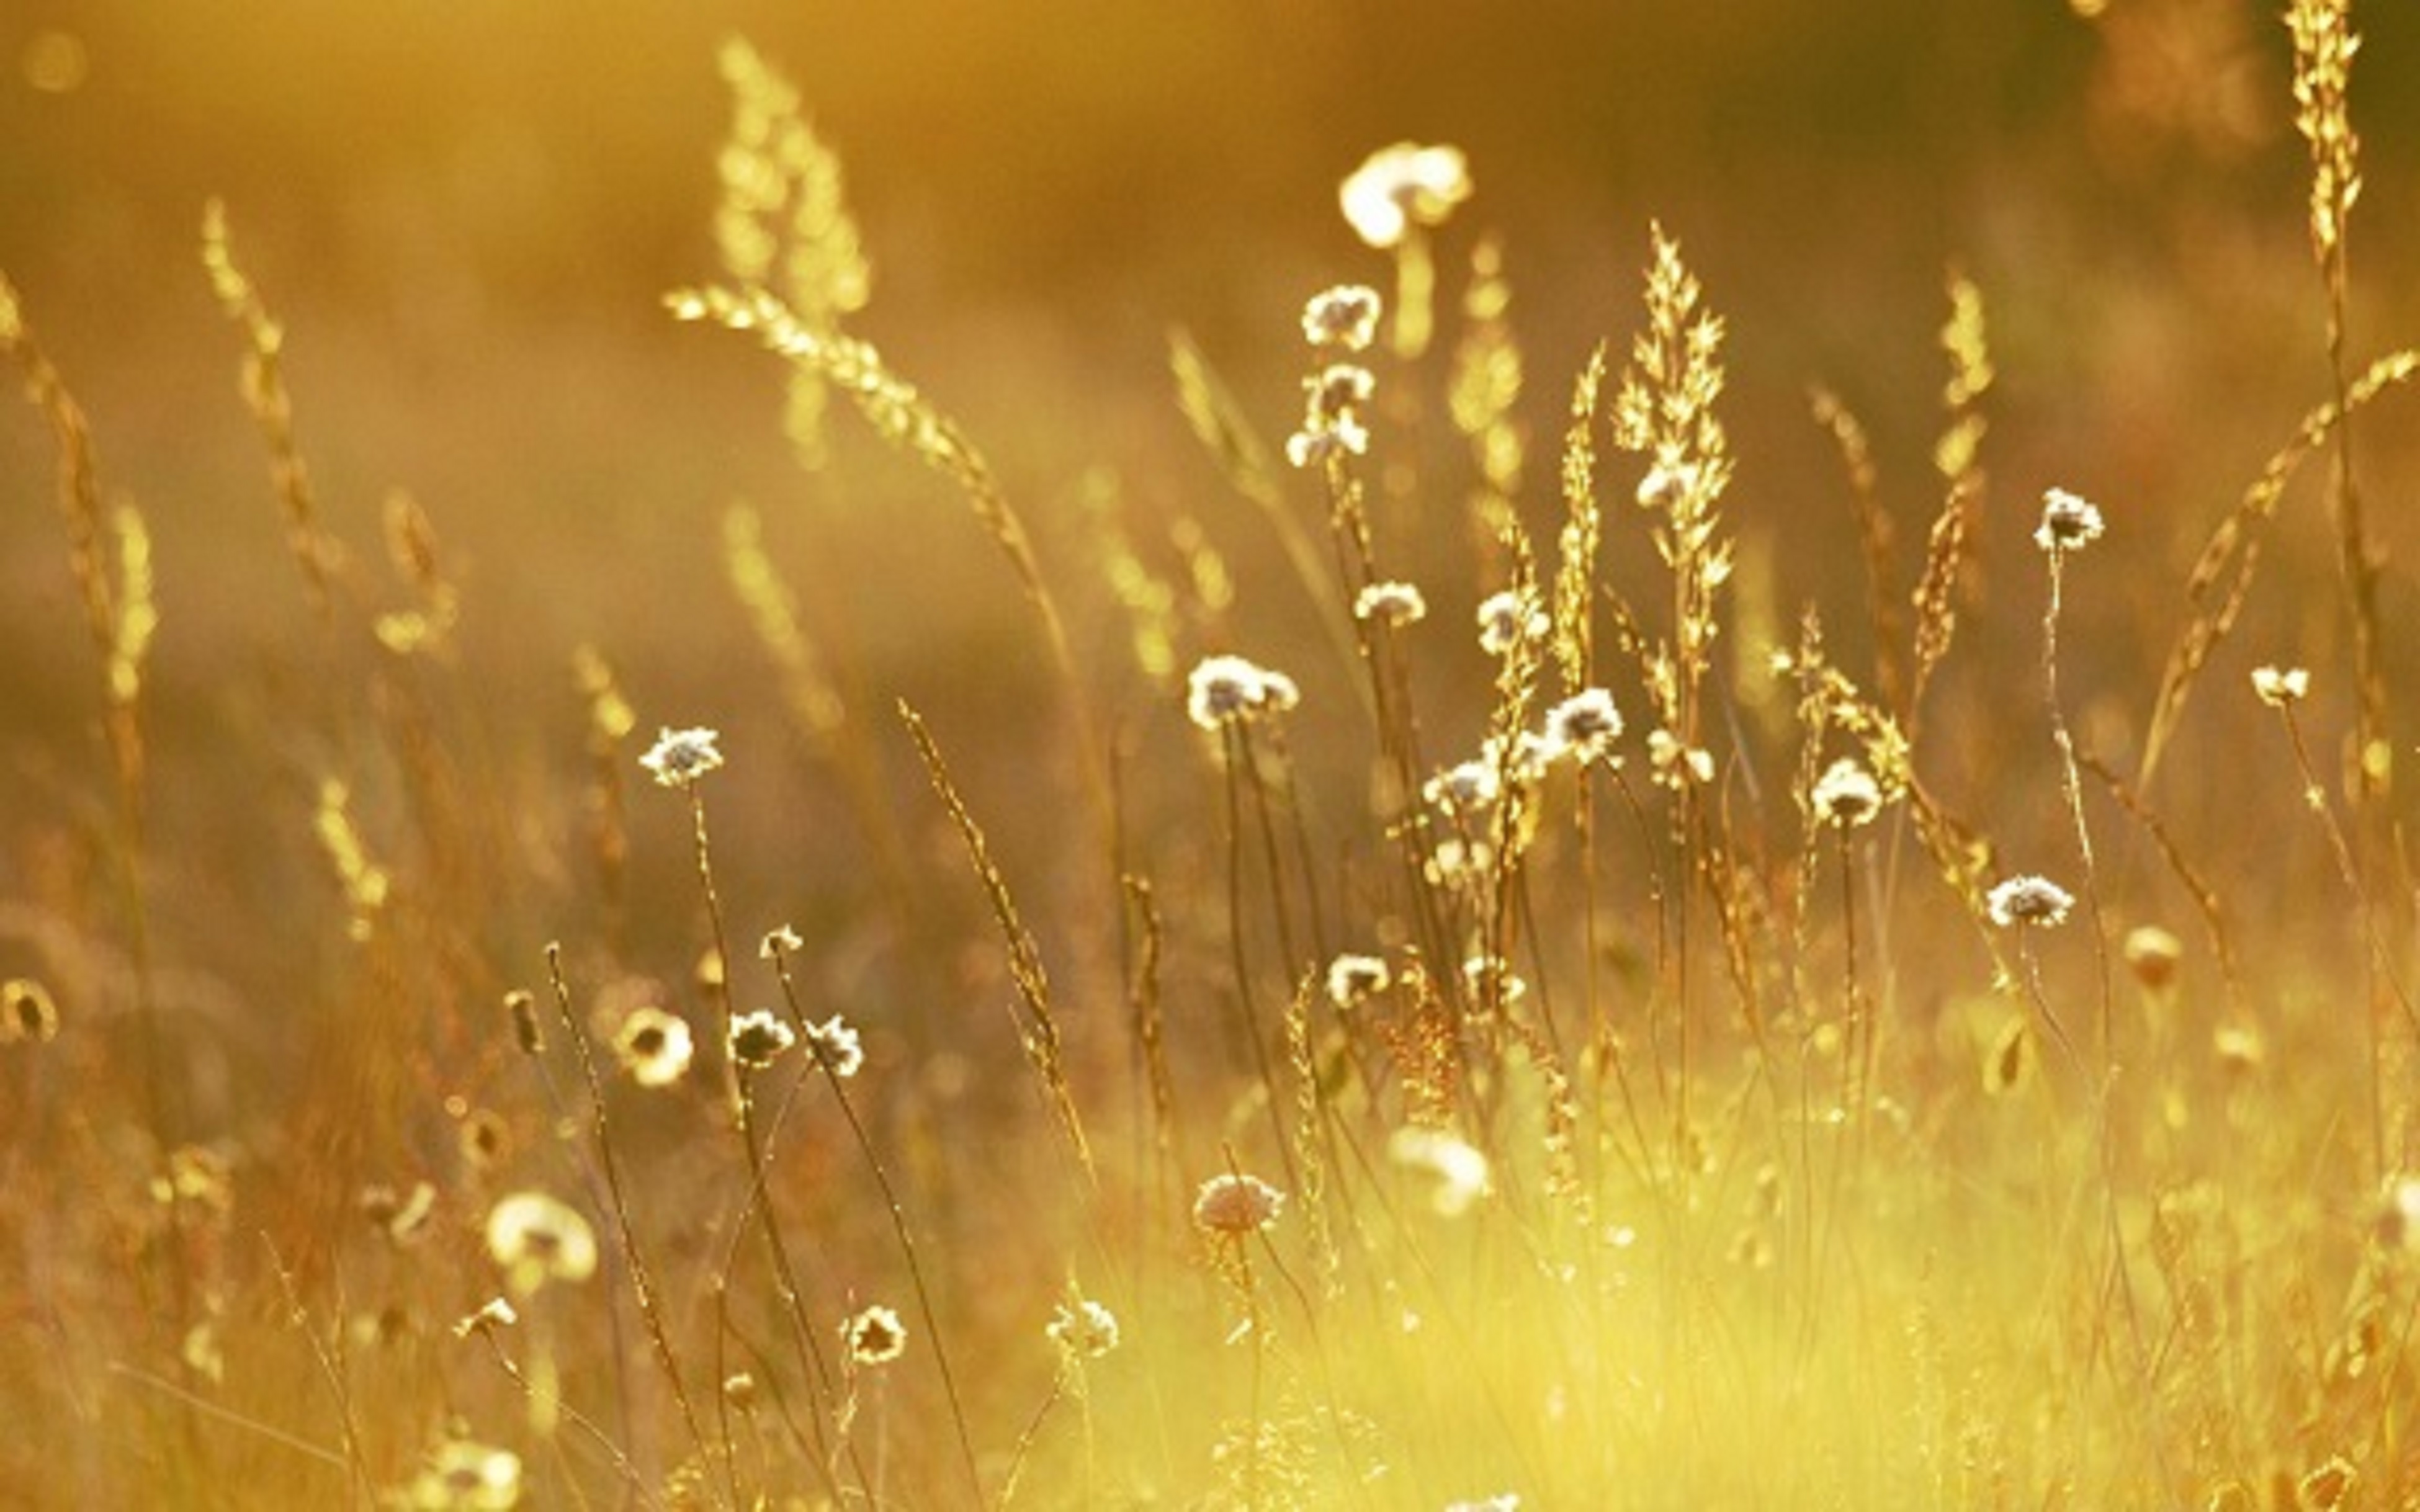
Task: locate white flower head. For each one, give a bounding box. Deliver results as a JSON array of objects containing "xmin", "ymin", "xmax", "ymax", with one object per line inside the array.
[
  {"xmin": 1476, "ymin": 588, "xmax": 1549, "ymax": 657},
  {"xmin": 843, "ymin": 1304, "xmax": 908, "ymax": 1366},
  {"xmin": 1186, "ymin": 654, "xmax": 1301, "ymax": 731},
  {"xmin": 2033, "ymin": 488, "xmax": 2105, "ymax": 554},
  {"xmin": 1987, "ymin": 874, "xmax": 2076, "ymax": 929},
  {"xmin": 613, "ymin": 1006, "xmax": 694, "ymax": 1088},
  {"xmin": 640, "ymin": 726, "xmax": 724, "ymax": 788},
  {"xmin": 728, "ymin": 1008, "xmax": 797, "ymax": 1069},
  {"xmin": 2252, "ymin": 665, "xmax": 2311, "ymax": 707},
  {"xmin": 1809, "ymin": 757, "xmax": 1884, "ymax": 828},
  {"xmin": 403, "ymin": 1438, "xmax": 524, "ymax": 1511},
  {"xmin": 1423, "ymin": 758, "xmax": 1503, "ymax": 816},
  {"xmin": 1389, "ymin": 1125, "xmax": 1492, "ymax": 1217},
  {"xmin": 1301, "ymin": 284, "xmax": 1383, "ymax": 351},
  {"xmin": 806, "ymin": 1013, "xmax": 864, "ymax": 1078},
  {"xmin": 1047, "ymin": 1297, "xmax": 1122, "ymax": 1359},
  {"xmin": 1193, "ymin": 1171, "xmax": 1285, "ymax": 1235},
  {"xmin": 1325, "ymin": 952, "xmax": 1391, "ymax": 1009},
  {"xmin": 485, "ymin": 1191, "xmax": 598, "ymax": 1295},
  {"xmin": 1353, "ymin": 580, "xmax": 1428, "ymax": 626},
  {"xmin": 1543, "ymin": 689, "xmax": 1624, "ymax": 764},
  {"xmin": 1340, "ymin": 141, "xmax": 1472, "ymax": 249}
]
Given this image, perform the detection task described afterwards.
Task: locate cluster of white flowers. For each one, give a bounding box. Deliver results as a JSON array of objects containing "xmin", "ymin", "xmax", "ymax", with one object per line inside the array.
[{"xmin": 1185, "ymin": 654, "xmax": 1301, "ymax": 731}]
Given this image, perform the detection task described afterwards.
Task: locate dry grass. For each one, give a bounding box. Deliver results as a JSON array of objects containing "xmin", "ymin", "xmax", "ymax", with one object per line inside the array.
[{"xmin": 6, "ymin": 18, "xmax": 2420, "ymax": 1511}]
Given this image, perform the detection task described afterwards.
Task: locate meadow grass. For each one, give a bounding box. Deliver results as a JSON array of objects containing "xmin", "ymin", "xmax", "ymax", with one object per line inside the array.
[{"xmin": 5, "ymin": 11, "xmax": 2420, "ymax": 1509}]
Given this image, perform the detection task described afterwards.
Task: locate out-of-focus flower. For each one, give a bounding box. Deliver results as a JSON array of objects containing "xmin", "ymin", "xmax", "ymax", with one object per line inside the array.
[
  {"xmin": 1340, "ymin": 142, "xmax": 1472, "ymax": 249},
  {"xmin": 1325, "ymin": 953, "xmax": 1391, "ymax": 1009},
  {"xmin": 844, "ymin": 1304, "xmax": 907, "ymax": 1366},
  {"xmin": 1301, "ymin": 284, "xmax": 1383, "ymax": 351},
  {"xmin": 1193, "ymin": 1172, "xmax": 1285, "ymax": 1236},
  {"xmin": 1047, "ymin": 1297, "xmax": 1122, "ymax": 1359},
  {"xmin": 2033, "ymin": 487, "xmax": 2105, "ymax": 554},
  {"xmin": 1987, "ymin": 875, "xmax": 2075, "ymax": 929},
  {"xmin": 485, "ymin": 1191, "xmax": 598, "ymax": 1295},
  {"xmin": 1186, "ymin": 655, "xmax": 1301, "ymax": 731},
  {"xmin": 1389, "ymin": 1126, "xmax": 1491, "ymax": 1217},
  {"xmin": 612, "ymin": 1006, "xmax": 694, "ymax": 1087},
  {"xmin": 1809, "ymin": 757, "xmax": 1884, "ymax": 828},
  {"xmin": 1476, "ymin": 588, "xmax": 1548, "ymax": 656},
  {"xmin": 1543, "ymin": 689, "xmax": 1623, "ymax": 765},
  {"xmin": 2252, "ymin": 665, "xmax": 2311, "ymax": 707}
]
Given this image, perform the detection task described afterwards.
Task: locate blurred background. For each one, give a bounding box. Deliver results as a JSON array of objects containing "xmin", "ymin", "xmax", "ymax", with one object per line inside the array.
[{"xmin": 3, "ymin": 0, "xmax": 2419, "ymax": 965}]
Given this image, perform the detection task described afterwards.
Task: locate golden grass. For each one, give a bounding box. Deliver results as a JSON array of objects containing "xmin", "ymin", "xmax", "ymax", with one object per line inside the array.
[{"xmin": 6, "ymin": 25, "xmax": 2420, "ymax": 1512}]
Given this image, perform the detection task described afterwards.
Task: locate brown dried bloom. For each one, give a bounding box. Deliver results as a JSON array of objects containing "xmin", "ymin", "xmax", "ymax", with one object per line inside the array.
[
  {"xmin": 1986, "ymin": 874, "xmax": 2074, "ymax": 929},
  {"xmin": 1353, "ymin": 580, "xmax": 1428, "ymax": 626},
  {"xmin": 1186, "ymin": 654, "xmax": 1301, "ymax": 731},
  {"xmin": 639, "ymin": 725, "xmax": 724, "ymax": 788},
  {"xmin": 844, "ymin": 1304, "xmax": 907, "ymax": 1366},
  {"xmin": 1193, "ymin": 1171, "xmax": 1285, "ymax": 1235},
  {"xmin": 728, "ymin": 1008, "xmax": 797, "ymax": 1068}
]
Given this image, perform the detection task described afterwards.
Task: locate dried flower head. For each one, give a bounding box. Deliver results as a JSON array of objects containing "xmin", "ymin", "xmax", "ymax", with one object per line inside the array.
[
  {"xmin": 1987, "ymin": 874, "xmax": 2076, "ymax": 929},
  {"xmin": 2123, "ymin": 924, "xmax": 2184, "ymax": 991},
  {"xmin": 1647, "ymin": 729, "xmax": 1715, "ymax": 787},
  {"xmin": 485, "ymin": 1191, "xmax": 599, "ymax": 1295},
  {"xmin": 759, "ymin": 923, "xmax": 805, "ymax": 959},
  {"xmin": 1476, "ymin": 588, "xmax": 1548, "ymax": 656},
  {"xmin": 1047, "ymin": 1297, "xmax": 1122, "ymax": 1359},
  {"xmin": 1193, "ymin": 1171, "xmax": 1286, "ymax": 1235},
  {"xmin": 843, "ymin": 1304, "xmax": 907, "ymax": 1366},
  {"xmin": 612, "ymin": 1006, "xmax": 695, "ymax": 1087},
  {"xmin": 1543, "ymin": 688, "xmax": 1623, "ymax": 764},
  {"xmin": 2, "ymin": 978, "xmax": 60, "ymax": 1045},
  {"xmin": 2033, "ymin": 488, "xmax": 2105, "ymax": 554},
  {"xmin": 451, "ymin": 1296, "xmax": 519, "ymax": 1338},
  {"xmin": 1301, "ymin": 284, "xmax": 1383, "ymax": 351},
  {"xmin": 1353, "ymin": 579, "xmax": 1428, "ymax": 626},
  {"xmin": 2252, "ymin": 665, "xmax": 2311, "ymax": 707},
  {"xmin": 458, "ymin": 1108, "xmax": 509, "ymax": 1172},
  {"xmin": 1185, "ymin": 654, "xmax": 1300, "ymax": 731},
  {"xmin": 640, "ymin": 725, "xmax": 724, "ymax": 787},
  {"xmin": 1285, "ymin": 364, "xmax": 1378, "ymax": 470},
  {"xmin": 1809, "ymin": 757, "xmax": 1884, "ymax": 828},
  {"xmin": 805, "ymin": 1013, "xmax": 864, "ymax": 1077},
  {"xmin": 1423, "ymin": 758, "xmax": 1503, "ymax": 816},
  {"xmin": 1325, "ymin": 952, "xmax": 1391, "ymax": 1009},
  {"xmin": 1340, "ymin": 141, "xmax": 1472, "ymax": 249},
  {"xmin": 728, "ymin": 1008, "xmax": 797, "ymax": 1068},
  {"xmin": 400, "ymin": 1438, "xmax": 524, "ymax": 1511},
  {"xmin": 504, "ymin": 989, "xmax": 544, "ymax": 1056},
  {"xmin": 360, "ymin": 1181, "xmax": 438, "ymax": 1246},
  {"xmin": 2375, "ymin": 1174, "xmax": 2420, "ymax": 1253}
]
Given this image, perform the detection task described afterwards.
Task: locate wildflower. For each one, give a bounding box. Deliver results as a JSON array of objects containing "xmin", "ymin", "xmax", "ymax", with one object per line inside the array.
[
  {"xmin": 2123, "ymin": 924, "xmax": 2183, "ymax": 991},
  {"xmin": 1, "ymin": 978, "xmax": 60, "ymax": 1044},
  {"xmin": 1185, "ymin": 654, "xmax": 1300, "ymax": 730},
  {"xmin": 1325, "ymin": 952, "xmax": 1391, "ymax": 1009},
  {"xmin": 504, "ymin": 990, "xmax": 543, "ymax": 1056},
  {"xmin": 1460, "ymin": 954, "xmax": 1528, "ymax": 1013},
  {"xmin": 612, "ymin": 1006, "xmax": 694, "ymax": 1087},
  {"xmin": 1986, "ymin": 874, "xmax": 2075, "ymax": 929},
  {"xmin": 1047, "ymin": 1297, "xmax": 1122, "ymax": 1359},
  {"xmin": 1543, "ymin": 688, "xmax": 1623, "ymax": 764},
  {"xmin": 723, "ymin": 1371, "xmax": 760, "ymax": 1410},
  {"xmin": 843, "ymin": 1304, "xmax": 907, "ymax": 1366},
  {"xmin": 400, "ymin": 1438, "xmax": 523, "ymax": 1511},
  {"xmin": 2212, "ymin": 1022, "xmax": 2266, "ymax": 1074},
  {"xmin": 1476, "ymin": 588, "xmax": 1548, "ymax": 656},
  {"xmin": 1193, "ymin": 1171, "xmax": 1285, "ymax": 1235},
  {"xmin": 1389, "ymin": 1126, "xmax": 1490, "ymax": 1217},
  {"xmin": 1285, "ymin": 363, "xmax": 1377, "ymax": 470},
  {"xmin": 2033, "ymin": 487, "xmax": 2105, "ymax": 553},
  {"xmin": 1340, "ymin": 141, "xmax": 1472, "ymax": 249},
  {"xmin": 805, "ymin": 1013, "xmax": 864, "ymax": 1077},
  {"xmin": 1809, "ymin": 757, "xmax": 1884, "ymax": 828},
  {"xmin": 1301, "ymin": 284, "xmax": 1383, "ymax": 351},
  {"xmin": 485, "ymin": 1191, "xmax": 598, "ymax": 1295},
  {"xmin": 1423, "ymin": 758, "xmax": 1502, "ymax": 815},
  {"xmin": 1353, "ymin": 579, "xmax": 1428, "ymax": 626},
  {"xmin": 451, "ymin": 1296, "xmax": 519, "ymax": 1338},
  {"xmin": 360, "ymin": 1180, "xmax": 437, "ymax": 1246},
  {"xmin": 759, "ymin": 923, "xmax": 805, "ymax": 959},
  {"xmin": 640, "ymin": 725, "xmax": 724, "ymax": 787},
  {"xmin": 2252, "ymin": 665, "xmax": 2311, "ymax": 707},
  {"xmin": 1647, "ymin": 729, "xmax": 1715, "ymax": 787},
  {"xmin": 728, "ymin": 1008, "xmax": 797, "ymax": 1069},
  {"xmin": 1635, "ymin": 458, "xmax": 1700, "ymax": 512}
]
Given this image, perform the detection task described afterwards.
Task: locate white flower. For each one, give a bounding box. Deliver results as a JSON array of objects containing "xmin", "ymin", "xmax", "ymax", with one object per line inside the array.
[
  {"xmin": 1325, "ymin": 953, "xmax": 1391, "ymax": 1008},
  {"xmin": 2033, "ymin": 488, "xmax": 2105, "ymax": 553},
  {"xmin": 1047, "ymin": 1297, "xmax": 1122, "ymax": 1359},
  {"xmin": 1423, "ymin": 758, "xmax": 1502, "ymax": 815},
  {"xmin": 805, "ymin": 1014, "xmax": 864, "ymax": 1078},
  {"xmin": 640, "ymin": 726, "xmax": 724, "ymax": 787},
  {"xmin": 1543, "ymin": 689, "xmax": 1623, "ymax": 764},
  {"xmin": 1353, "ymin": 580, "xmax": 1428, "ymax": 626},
  {"xmin": 1340, "ymin": 142, "xmax": 1472, "ymax": 249},
  {"xmin": 612, "ymin": 1006, "xmax": 694, "ymax": 1087},
  {"xmin": 1186, "ymin": 654, "xmax": 1301, "ymax": 730},
  {"xmin": 1987, "ymin": 874, "xmax": 2075, "ymax": 929},
  {"xmin": 1390, "ymin": 1126, "xmax": 1492, "ymax": 1217},
  {"xmin": 1301, "ymin": 284, "xmax": 1383, "ymax": 351},
  {"xmin": 1809, "ymin": 757, "xmax": 1884, "ymax": 828},
  {"xmin": 1192, "ymin": 1171, "xmax": 1285, "ymax": 1235},
  {"xmin": 1476, "ymin": 589, "xmax": 1548, "ymax": 657},
  {"xmin": 728, "ymin": 1008, "xmax": 797, "ymax": 1068},
  {"xmin": 844, "ymin": 1304, "xmax": 907, "ymax": 1365},
  {"xmin": 485, "ymin": 1191, "xmax": 598, "ymax": 1295},
  {"xmin": 401, "ymin": 1438, "xmax": 524, "ymax": 1511},
  {"xmin": 2252, "ymin": 665, "xmax": 2311, "ymax": 707}
]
